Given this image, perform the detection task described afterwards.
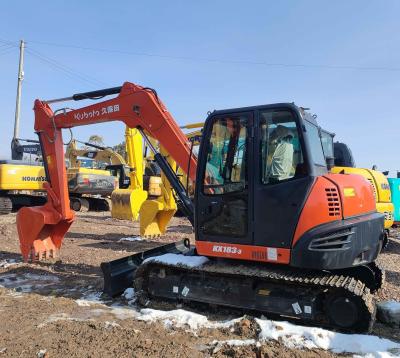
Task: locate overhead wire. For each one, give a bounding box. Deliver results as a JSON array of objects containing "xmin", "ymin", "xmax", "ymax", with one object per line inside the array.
[
  {"xmin": 26, "ymin": 39, "xmax": 400, "ymax": 73},
  {"xmin": 25, "ymin": 47, "xmax": 109, "ymax": 87},
  {"xmin": 0, "ymin": 37, "xmax": 109, "ymax": 90},
  {"xmin": 0, "ymin": 45, "xmax": 17, "ymax": 56},
  {"xmin": 0, "ymin": 39, "xmax": 18, "ymax": 56}
]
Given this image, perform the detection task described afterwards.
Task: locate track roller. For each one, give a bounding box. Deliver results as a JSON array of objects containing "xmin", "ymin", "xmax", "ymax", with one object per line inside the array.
[
  {"xmin": 325, "ymin": 288, "xmax": 374, "ymax": 332},
  {"xmin": 70, "ymin": 197, "xmax": 89, "ymax": 212}
]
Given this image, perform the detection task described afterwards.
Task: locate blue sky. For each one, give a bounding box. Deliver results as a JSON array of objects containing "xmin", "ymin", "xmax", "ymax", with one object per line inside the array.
[{"xmin": 1, "ymin": 1, "xmax": 399, "ymax": 174}]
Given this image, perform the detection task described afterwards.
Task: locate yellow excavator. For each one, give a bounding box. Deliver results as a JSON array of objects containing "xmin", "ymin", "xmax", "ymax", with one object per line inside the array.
[
  {"xmin": 1, "ymin": 137, "xmax": 119, "ymax": 214},
  {"xmin": 65, "ymin": 139, "xmax": 120, "ymax": 211},
  {"xmin": 0, "ymin": 139, "xmax": 47, "ymax": 214},
  {"xmin": 109, "ymin": 123, "xmax": 202, "ymax": 236},
  {"xmin": 320, "ymin": 130, "xmax": 394, "ymax": 245},
  {"xmin": 110, "ymin": 127, "xmax": 177, "ymax": 237},
  {"xmin": 109, "ymin": 127, "xmax": 147, "ymax": 222}
]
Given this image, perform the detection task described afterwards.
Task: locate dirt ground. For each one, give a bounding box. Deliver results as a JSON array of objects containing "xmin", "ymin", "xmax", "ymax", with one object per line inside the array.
[{"xmin": 0, "ymin": 212, "xmax": 399, "ymax": 357}]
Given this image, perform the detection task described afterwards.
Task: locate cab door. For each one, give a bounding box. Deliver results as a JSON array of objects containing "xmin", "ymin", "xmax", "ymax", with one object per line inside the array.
[
  {"xmin": 195, "ymin": 111, "xmax": 253, "ymax": 245},
  {"xmin": 253, "ymin": 107, "xmax": 314, "ymax": 249}
]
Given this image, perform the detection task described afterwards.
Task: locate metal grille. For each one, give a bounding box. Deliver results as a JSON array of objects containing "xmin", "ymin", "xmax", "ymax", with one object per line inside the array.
[
  {"xmin": 309, "ymin": 228, "xmax": 354, "ymax": 251},
  {"xmin": 325, "ymin": 187, "xmax": 341, "ymax": 217}
]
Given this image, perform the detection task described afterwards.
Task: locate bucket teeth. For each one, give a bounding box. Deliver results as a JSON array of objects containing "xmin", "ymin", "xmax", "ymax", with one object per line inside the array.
[
  {"xmin": 17, "ymin": 204, "xmax": 73, "ymax": 262},
  {"xmin": 139, "ymin": 200, "xmax": 176, "ymax": 237}
]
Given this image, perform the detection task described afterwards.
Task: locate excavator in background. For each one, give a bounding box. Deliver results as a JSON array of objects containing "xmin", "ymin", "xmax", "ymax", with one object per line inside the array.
[
  {"xmin": 11, "ymin": 137, "xmax": 42, "ymax": 161},
  {"xmin": 320, "ymin": 130, "xmax": 394, "ymax": 245},
  {"xmin": 64, "ymin": 139, "xmax": 118, "ymax": 211},
  {"xmin": 0, "ymin": 139, "xmax": 47, "ymax": 214},
  {"xmin": 1, "ymin": 136, "xmax": 117, "ymax": 214},
  {"xmin": 388, "ymin": 173, "xmax": 400, "ymax": 226},
  {"xmin": 108, "ymin": 126, "xmax": 177, "ymax": 237},
  {"xmin": 17, "ymin": 82, "xmax": 385, "ymax": 333},
  {"xmin": 108, "ymin": 127, "xmax": 147, "ymax": 221}
]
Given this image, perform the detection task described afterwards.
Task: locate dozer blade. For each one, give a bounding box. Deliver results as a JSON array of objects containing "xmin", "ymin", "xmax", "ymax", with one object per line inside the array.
[
  {"xmin": 16, "ymin": 203, "xmax": 74, "ymax": 261},
  {"xmin": 100, "ymin": 238, "xmax": 190, "ymax": 297},
  {"xmin": 139, "ymin": 199, "xmax": 177, "ymax": 237},
  {"xmin": 111, "ymin": 188, "xmax": 147, "ymax": 221}
]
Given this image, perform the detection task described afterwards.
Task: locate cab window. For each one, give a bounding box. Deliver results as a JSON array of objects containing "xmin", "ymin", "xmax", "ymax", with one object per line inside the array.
[
  {"xmin": 203, "ymin": 116, "xmax": 247, "ymax": 195},
  {"xmin": 260, "ymin": 110, "xmax": 304, "ymax": 184},
  {"xmin": 304, "ymin": 121, "xmax": 326, "ymax": 166}
]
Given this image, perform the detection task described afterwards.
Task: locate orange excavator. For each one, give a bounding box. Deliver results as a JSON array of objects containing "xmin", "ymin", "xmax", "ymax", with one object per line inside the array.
[{"xmin": 17, "ymin": 82, "xmax": 385, "ymax": 332}]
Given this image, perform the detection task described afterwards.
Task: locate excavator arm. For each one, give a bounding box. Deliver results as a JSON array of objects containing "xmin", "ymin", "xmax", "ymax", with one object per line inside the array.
[
  {"xmin": 17, "ymin": 82, "xmax": 197, "ymax": 261},
  {"xmin": 66, "ymin": 139, "xmax": 127, "ymax": 167}
]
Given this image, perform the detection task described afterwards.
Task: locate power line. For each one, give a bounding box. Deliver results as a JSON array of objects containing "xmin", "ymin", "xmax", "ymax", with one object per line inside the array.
[
  {"xmin": 0, "ymin": 38, "xmax": 16, "ymax": 45},
  {"xmin": 0, "ymin": 45, "xmax": 16, "ymax": 56},
  {"xmin": 25, "ymin": 47, "xmax": 109, "ymax": 87},
  {"xmin": 27, "ymin": 39, "xmax": 400, "ymax": 73},
  {"xmin": 2, "ymin": 37, "xmax": 400, "ymax": 73},
  {"xmin": 0, "ymin": 37, "xmax": 109, "ymax": 87}
]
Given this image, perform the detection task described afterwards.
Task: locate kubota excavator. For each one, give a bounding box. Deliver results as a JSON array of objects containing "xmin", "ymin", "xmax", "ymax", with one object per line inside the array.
[{"xmin": 17, "ymin": 82, "xmax": 385, "ymax": 333}]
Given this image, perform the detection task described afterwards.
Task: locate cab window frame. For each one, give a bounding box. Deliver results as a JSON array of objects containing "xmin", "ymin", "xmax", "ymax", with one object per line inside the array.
[
  {"xmin": 258, "ymin": 108, "xmax": 307, "ymax": 185},
  {"xmin": 201, "ymin": 114, "xmax": 249, "ymax": 196}
]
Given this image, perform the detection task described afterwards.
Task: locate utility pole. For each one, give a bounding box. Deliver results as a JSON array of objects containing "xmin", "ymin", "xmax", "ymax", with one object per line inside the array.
[{"xmin": 13, "ymin": 39, "xmax": 25, "ymax": 139}]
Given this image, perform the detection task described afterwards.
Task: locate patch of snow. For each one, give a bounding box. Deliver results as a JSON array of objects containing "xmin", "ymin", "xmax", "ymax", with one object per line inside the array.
[
  {"xmin": 108, "ymin": 304, "xmax": 139, "ymax": 320},
  {"xmin": 143, "ymin": 253, "xmax": 209, "ymax": 268},
  {"xmin": 256, "ymin": 318, "xmax": 400, "ymax": 358},
  {"xmin": 118, "ymin": 236, "xmax": 143, "ymax": 242},
  {"xmin": 75, "ymin": 291, "xmax": 104, "ymax": 307},
  {"xmin": 37, "ymin": 313, "xmax": 95, "ymax": 328},
  {"xmin": 122, "ymin": 287, "xmax": 136, "ymax": 305},
  {"xmin": 70, "ymin": 289, "xmax": 400, "ymax": 357},
  {"xmin": 137, "ymin": 308, "xmax": 240, "ymax": 331},
  {"xmin": 123, "ymin": 287, "xmax": 135, "ymax": 300},
  {"xmin": 104, "ymin": 321, "xmax": 120, "ymax": 329}
]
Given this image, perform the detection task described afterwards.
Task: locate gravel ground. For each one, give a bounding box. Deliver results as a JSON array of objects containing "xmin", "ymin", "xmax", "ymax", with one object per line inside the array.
[{"xmin": 0, "ymin": 211, "xmax": 399, "ymax": 357}]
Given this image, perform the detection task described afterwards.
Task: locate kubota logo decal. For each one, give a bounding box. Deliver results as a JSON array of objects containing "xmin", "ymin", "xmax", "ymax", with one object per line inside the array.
[
  {"xmin": 74, "ymin": 105, "xmax": 120, "ymax": 120},
  {"xmin": 212, "ymin": 245, "xmax": 242, "ymax": 254}
]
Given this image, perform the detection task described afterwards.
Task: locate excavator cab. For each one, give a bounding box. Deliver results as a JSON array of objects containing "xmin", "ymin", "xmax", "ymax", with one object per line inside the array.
[
  {"xmin": 194, "ymin": 104, "xmax": 383, "ymax": 269},
  {"xmin": 106, "ymin": 164, "xmax": 131, "ymax": 189},
  {"xmin": 196, "ymin": 106, "xmax": 319, "ymax": 245}
]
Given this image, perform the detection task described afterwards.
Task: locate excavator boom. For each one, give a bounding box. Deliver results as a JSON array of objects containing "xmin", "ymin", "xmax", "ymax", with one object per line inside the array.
[{"xmin": 17, "ymin": 82, "xmax": 197, "ymax": 261}]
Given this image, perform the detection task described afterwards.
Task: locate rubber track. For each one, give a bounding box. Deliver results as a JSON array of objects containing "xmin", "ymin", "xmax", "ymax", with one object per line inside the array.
[
  {"xmin": 369, "ymin": 260, "xmax": 386, "ymax": 291},
  {"xmin": 135, "ymin": 260, "xmax": 376, "ymax": 332}
]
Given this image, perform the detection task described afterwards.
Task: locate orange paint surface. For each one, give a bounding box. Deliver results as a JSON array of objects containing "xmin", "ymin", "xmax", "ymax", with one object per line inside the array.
[{"xmin": 292, "ymin": 176, "xmax": 341, "ymax": 246}]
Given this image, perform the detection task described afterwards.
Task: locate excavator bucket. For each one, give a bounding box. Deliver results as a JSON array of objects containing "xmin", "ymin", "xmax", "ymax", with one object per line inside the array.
[
  {"xmin": 139, "ymin": 199, "xmax": 177, "ymax": 237},
  {"xmin": 16, "ymin": 203, "xmax": 73, "ymax": 261},
  {"xmin": 111, "ymin": 188, "xmax": 148, "ymax": 221}
]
